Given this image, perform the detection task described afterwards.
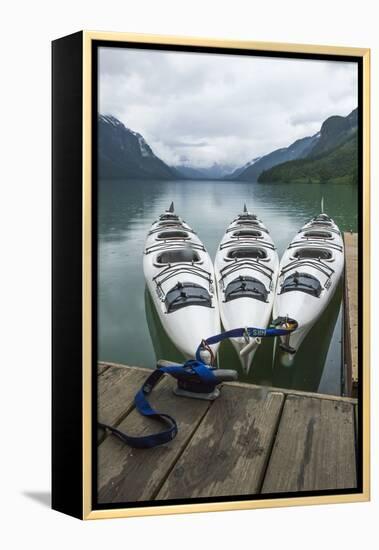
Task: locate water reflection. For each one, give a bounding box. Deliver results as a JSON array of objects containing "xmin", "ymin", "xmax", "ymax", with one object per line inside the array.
[
  {"xmin": 144, "ymin": 287, "xmax": 186, "ymax": 366},
  {"xmin": 272, "ymin": 282, "xmax": 342, "ymax": 392}
]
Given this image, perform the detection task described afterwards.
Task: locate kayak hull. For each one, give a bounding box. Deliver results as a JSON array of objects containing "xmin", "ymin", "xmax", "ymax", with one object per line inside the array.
[
  {"xmin": 143, "ymin": 210, "xmax": 220, "ymax": 360},
  {"xmin": 274, "ymin": 213, "xmax": 344, "ymax": 364},
  {"xmin": 214, "ymin": 211, "xmax": 279, "ymax": 372}
]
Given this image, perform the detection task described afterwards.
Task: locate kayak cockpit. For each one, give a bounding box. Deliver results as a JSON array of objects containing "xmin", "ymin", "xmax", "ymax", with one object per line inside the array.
[
  {"xmin": 157, "ymin": 220, "xmax": 185, "ymax": 228},
  {"xmin": 280, "ymin": 271, "xmax": 322, "ymax": 298},
  {"xmin": 224, "ymin": 275, "xmax": 269, "ymax": 303},
  {"xmin": 303, "ymin": 230, "xmax": 333, "ymax": 239},
  {"xmin": 156, "ymin": 230, "xmax": 189, "ymax": 240},
  {"xmin": 156, "ymin": 248, "xmax": 201, "ymax": 264},
  {"xmin": 293, "ymin": 247, "xmax": 333, "ymax": 260},
  {"xmin": 227, "ymin": 247, "xmax": 268, "ymax": 260},
  {"xmin": 231, "ymin": 229, "xmax": 263, "ymax": 238},
  {"xmin": 165, "ymin": 282, "xmax": 212, "ymax": 313}
]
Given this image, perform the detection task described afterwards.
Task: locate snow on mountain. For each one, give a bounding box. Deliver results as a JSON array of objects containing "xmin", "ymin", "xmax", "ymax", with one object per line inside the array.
[{"xmin": 98, "ymin": 114, "xmax": 178, "ymax": 180}]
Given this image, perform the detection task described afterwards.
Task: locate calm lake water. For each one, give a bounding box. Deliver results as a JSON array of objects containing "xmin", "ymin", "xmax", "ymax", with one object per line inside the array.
[{"xmin": 98, "ymin": 179, "xmax": 358, "ymax": 395}]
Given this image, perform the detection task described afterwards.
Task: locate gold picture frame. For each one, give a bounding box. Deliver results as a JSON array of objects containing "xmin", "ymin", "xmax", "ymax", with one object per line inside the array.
[{"xmin": 52, "ymin": 30, "xmax": 370, "ymax": 520}]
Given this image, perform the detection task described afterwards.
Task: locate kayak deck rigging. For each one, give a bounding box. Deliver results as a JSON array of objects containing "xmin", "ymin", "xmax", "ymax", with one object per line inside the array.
[
  {"xmin": 227, "ymin": 223, "xmax": 269, "ymax": 234},
  {"xmin": 145, "ymin": 240, "xmax": 205, "ymax": 255},
  {"xmin": 148, "ymin": 224, "xmax": 196, "ymax": 236},
  {"xmin": 304, "ymin": 222, "xmax": 341, "ymax": 232},
  {"xmin": 153, "ymin": 262, "xmax": 213, "ymax": 289},
  {"xmin": 220, "ymin": 238, "xmax": 275, "ymax": 251},
  {"xmin": 219, "ymin": 258, "xmax": 274, "ymax": 284},
  {"xmin": 289, "ymin": 239, "xmax": 343, "ymax": 252},
  {"xmin": 279, "ymin": 257, "xmax": 335, "ymax": 279}
]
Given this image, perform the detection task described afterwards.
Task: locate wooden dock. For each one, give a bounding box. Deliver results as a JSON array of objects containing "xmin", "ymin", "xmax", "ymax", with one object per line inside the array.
[
  {"xmin": 343, "ymin": 232, "xmax": 358, "ymax": 396},
  {"xmin": 97, "ymin": 363, "xmax": 358, "ymax": 503}
]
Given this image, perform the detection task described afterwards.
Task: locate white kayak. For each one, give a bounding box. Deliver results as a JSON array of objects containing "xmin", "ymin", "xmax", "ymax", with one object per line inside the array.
[
  {"xmin": 214, "ymin": 206, "xmax": 279, "ymax": 372},
  {"xmin": 143, "ymin": 204, "xmax": 221, "ymax": 361},
  {"xmin": 273, "ymin": 212, "xmax": 344, "ymax": 365}
]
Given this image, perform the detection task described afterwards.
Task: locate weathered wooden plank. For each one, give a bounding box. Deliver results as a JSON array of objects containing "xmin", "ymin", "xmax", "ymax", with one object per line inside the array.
[
  {"xmin": 99, "ymin": 361, "xmax": 152, "ymax": 373},
  {"xmin": 157, "ymin": 386, "xmax": 284, "ymax": 500},
  {"xmin": 262, "ymin": 395, "xmax": 357, "ymax": 493},
  {"xmin": 98, "ymin": 363, "xmax": 110, "ymax": 375},
  {"xmin": 97, "ymin": 376, "xmax": 209, "ymax": 503},
  {"xmin": 227, "ymin": 381, "xmax": 357, "ymax": 404},
  {"xmin": 98, "ymin": 366, "xmax": 149, "ymax": 427},
  {"xmin": 97, "ymin": 366, "xmax": 150, "ymax": 444},
  {"xmin": 344, "ymin": 232, "xmax": 358, "ymax": 391}
]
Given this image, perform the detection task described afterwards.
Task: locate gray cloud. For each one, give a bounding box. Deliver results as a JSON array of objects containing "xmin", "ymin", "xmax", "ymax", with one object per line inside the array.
[
  {"xmin": 99, "ymin": 47, "xmax": 358, "ymax": 168},
  {"xmin": 165, "ymin": 140, "xmax": 209, "ymax": 148}
]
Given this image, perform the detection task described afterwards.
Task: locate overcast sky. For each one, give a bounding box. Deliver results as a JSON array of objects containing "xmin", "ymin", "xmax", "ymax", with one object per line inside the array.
[{"xmin": 99, "ymin": 47, "xmax": 358, "ymax": 169}]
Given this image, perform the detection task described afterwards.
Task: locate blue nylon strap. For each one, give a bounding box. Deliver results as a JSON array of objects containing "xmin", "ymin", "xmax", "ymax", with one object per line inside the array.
[
  {"xmin": 187, "ymin": 362, "xmax": 218, "ymax": 384},
  {"xmin": 98, "ymin": 361, "xmax": 217, "ymax": 449},
  {"xmin": 195, "ymin": 326, "xmax": 294, "ymax": 362}
]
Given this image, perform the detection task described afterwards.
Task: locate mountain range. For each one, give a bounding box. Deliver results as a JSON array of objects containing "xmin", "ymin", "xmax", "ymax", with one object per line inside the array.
[
  {"xmin": 226, "ymin": 134, "xmax": 320, "ymax": 181},
  {"xmin": 226, "ymin": 108, "xmax": 357, "ymax": 183},
  {"xmin": 98, "ymin": 115, "xmax": 178, "ymax": 180},
  {"xmin": 98, "ymin": 115, "xmax": 236, "ymax": 180},
  {"xmin": 98, "ymin": 109, "xmax": 358, "ymax": 184},
  {"xmin": 257, "ymin": 108, "xmax": 358, "ymax": 184},
  {"xmin": 174, "ymin": 163, "xmax": 236, "ymax": 180}
]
